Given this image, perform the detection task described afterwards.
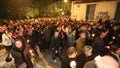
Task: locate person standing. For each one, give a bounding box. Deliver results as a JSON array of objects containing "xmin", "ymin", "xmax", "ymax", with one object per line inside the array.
[
  {"xmin": 61, "ymin": 46, "xmax": 93, "ymax": 68},
  {"xmin": 2, "ymin": 28, "xmax": 14, "ymax": 52},
  {"xmin": 92, "ymin": 29, "xmax": 109, "ymax": 56},
  {"xmin": 51, "ymin": 30, "xmax": 62, "ymax": 63},
  {"xmin": 76, "ymin": 32, "xmax": 86, "ymax": 55},
  {"xmin": 67, "ymin": 30, "xmax": 76, "ymax": 47},
  {"xmin": 9, "ymin": 37, "xmax": 33, "ymax": 68}
]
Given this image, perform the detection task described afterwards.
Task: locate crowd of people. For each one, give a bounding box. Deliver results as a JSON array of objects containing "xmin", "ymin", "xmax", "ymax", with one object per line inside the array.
[{"xmin": 0, "ymin": 17, "xmax": 120, "ymax": 68}]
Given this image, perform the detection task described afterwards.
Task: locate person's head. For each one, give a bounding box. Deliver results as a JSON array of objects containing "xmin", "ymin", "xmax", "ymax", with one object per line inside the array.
[
  {"xmin": 4, "ymin": 28, "xmax": 10, "ymax": 34},
  {"xmin": 15, "ymin": 40, "xmax": 22, "ymax": 48},
  {"xmin": 113, "ymin": 25, "xmax": 119, "ymax": 31},
  {"xmin": 84, "ymin": 55, "xmax": 119, "ymax": 68},
  {"xmin": 80, "ymin": 32, "xmax": 86, "ymax": 39},
  {"xmin": 54, "ymin": 29, "xmax": 59, "ymax": 37},
  {"xmin": 83, "ymin": 45, "xmax": 93, "ymax": 57},
  {"xmin": 71, "ymin": 30, "xmax": 76, "ymax": 36},
  {"xmin": 84, "ymin": 60, "xmax": 97, "ymax": 68},
  {"xmin": 98, "ymin": 25, "xmax": 103, "ymax": 30},
  {"xmin": 95, "ymin": 55, "xmax": 119, "ymax": 68},
  {"xmin": 67, "ymin": 46, "xmax": 77, "ymax": 58},
  {"xmin": 97, "ymin": 29, "xmax": 108, "ymax": 39},
  {"xmin": 13, "ymin": 37, "xmax": 25, "ymax": 51},
  {"xmin": 57, "ymin": 26, "xmax": 62, "ymax": 32},
  {"xmin": 80, "ymin": 26, "xmax": 87, "ymax": 31},
  {"xmin": 110, "ymin": 43, "xmax": 120, "ymax": 55}
]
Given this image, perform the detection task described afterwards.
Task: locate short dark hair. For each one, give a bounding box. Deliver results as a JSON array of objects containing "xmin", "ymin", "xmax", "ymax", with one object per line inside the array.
[
  {"xmin": 84, "ymin": 60, "xmax": 97, "ymax": 68},
  {"xmin": 55, "ymin": 29, "xmax": 59, "ymax": 32},
  {"xmin": 110, "ymin": 43, "xmax": 120, "ymax": 53},
  {"xmin": 96, "ymin": 29, "xmax": 107, "ymax": 36}
]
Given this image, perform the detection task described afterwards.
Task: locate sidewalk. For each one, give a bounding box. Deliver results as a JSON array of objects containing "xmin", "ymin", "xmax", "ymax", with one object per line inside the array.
[
  {"xmin": 0, "ymin": 46, "xmax": 61, "ymax": 68},
  {"xmin": 0, "ymin": 48, "xmax": 46, "ymax": 68},
  {"xmin": 0, "ymin": 48, "xmax": 15, "ymax": 68}
]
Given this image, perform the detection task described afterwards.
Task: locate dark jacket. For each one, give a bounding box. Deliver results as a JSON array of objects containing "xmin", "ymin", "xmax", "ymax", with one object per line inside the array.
[
  {"xmin": 61, "ymin": 53, "xmax": 92, "ymax": 68},
  {"xmin": 51, "ymin": 35, "xmax": 62, "ymax": 50},
  {"xmin": 61, "ymin": 55, "xmax": 81, "ymax": 68},
  {"xmin": 92, "ymin": 37, "xmax": 108, "ymax": 56},
  {"xmin": 11, "ymin": 41, "xmax": 33, "ymax": 68}
]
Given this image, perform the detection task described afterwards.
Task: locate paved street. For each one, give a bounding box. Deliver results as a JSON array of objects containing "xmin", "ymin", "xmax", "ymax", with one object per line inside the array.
[{"xmin": 0, "ymin": 47, "xmax": 61, "ymax": 68}]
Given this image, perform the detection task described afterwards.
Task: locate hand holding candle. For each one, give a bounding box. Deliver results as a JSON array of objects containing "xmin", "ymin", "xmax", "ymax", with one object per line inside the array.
[
  {"xmin": 70, "ymin": 61, "xmax": 76, "ymax": 68},
  {"xmin": 112, "ymin": 36, "xmax": 115, "ymax": 40},
  {"xmin": 92, "ymin": 33, "xmax": 95, "ymax": 37},
  {"xmin": 94, "ymin": 55, "xmax": 101, "ymax": 61},
  {"xmin": 29, "ymin": 50, "xmax": 34, "ymax": 56}
]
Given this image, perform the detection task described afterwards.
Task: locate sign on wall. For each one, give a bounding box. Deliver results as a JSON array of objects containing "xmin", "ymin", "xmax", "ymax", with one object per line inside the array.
[{"xmin": 96, "ymin": 11, "xmax": 110, "ymax": 20}]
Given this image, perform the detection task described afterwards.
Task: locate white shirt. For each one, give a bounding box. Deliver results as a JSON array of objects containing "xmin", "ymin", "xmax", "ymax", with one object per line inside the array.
[{"xmin": 2, "ymin": 33, "xmax": 13, "ymax": 46}]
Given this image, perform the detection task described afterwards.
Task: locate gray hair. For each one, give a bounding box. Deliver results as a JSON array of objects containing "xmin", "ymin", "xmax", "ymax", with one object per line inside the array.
[{"xmin": 83, "ymin": 45, "xmax": 92, "ymax": 53}]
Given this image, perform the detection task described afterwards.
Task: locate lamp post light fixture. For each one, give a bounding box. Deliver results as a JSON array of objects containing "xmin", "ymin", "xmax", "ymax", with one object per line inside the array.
[
  {"xmin": 61, "ymin": 11, "xmax": 64, "ymax": 15},
  {"xmin": 59, "ymin": 0, "xmax": 68, "ymax": 16},
  {"xmin": 64, "ymin": 0, "xmax": 68, "ymax": 3},
  {"xmin": 60, "ymin": 8, "xmax": 63, "ymax": 11}
]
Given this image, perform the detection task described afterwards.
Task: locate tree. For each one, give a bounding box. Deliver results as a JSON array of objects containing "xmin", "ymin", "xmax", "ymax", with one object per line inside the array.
[{"xmin": 0, "ymin": 0, "xmax": 72, "ymax": 19}]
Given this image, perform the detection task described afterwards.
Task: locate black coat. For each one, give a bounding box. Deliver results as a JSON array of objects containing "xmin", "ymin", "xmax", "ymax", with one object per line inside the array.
[
  {"xmin": 51, "ymin": 35, "xmax": 62, "ymax": 50},
  {"xmin": 11, "ymin": 46, "xmax": 33, "ymax": 68},
  {"xmin": 61, "ymin": 53, "xmax": 92, "ymax": 68},
  {"xmin": 61, "ymin": 55, "xmax": 81, "ymax": 68},
  {"xmin": 92, "ymin": 37, "xmax": 108, "ymax": 56}
]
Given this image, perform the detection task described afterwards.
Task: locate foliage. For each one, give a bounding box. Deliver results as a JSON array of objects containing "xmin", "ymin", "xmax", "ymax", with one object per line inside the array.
[{"xmin": 0, "ymin": 0, "xmax": 72, "ymax": 19}]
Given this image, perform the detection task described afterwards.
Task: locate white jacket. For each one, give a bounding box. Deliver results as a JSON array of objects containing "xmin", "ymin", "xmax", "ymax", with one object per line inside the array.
[{"xmin": 2, "ymin": 33, "xmax": 13, "ymax": 46}]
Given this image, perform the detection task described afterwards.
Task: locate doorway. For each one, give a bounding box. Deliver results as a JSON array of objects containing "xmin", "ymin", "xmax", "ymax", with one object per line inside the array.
[{"xmin": 86, "ymin": 4, "xmax": 96, "ymax": 20}]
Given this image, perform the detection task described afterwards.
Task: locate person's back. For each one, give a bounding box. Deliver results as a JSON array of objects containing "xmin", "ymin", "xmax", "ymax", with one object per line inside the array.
[
  {"xmin": 92, "ymin": 37, "xmax": 105, "ymax": 55},
  {"xmin": 84, "ymin": 60, "xmax": 97, "ymax": 68},
  {"xmin": 11, "ymin": 48, "xmax": 25, "ymax": 67},
  {"xmin": 76, "ymin": 32, "xmax": 86, "ymax": 55},
  {"xmin": 10, "ymin": 38, "xmax": 33, "ymax": 68},
  {"xmin": 92, "ymin": 29, "xmax": 109, "ymax": 56},
  {"xmin": 61, "ymin": 46, "xmax": 80, "ymax": 68}
]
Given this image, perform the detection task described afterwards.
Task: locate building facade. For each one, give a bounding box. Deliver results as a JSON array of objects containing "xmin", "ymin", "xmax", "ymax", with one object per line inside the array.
[{"xmin": 71, "ymin": 0, "xmax": 120, "ymax": 21}]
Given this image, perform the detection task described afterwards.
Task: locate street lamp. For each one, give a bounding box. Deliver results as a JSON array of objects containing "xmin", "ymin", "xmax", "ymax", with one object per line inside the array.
[
  {"xmin": 64, "ymin": 0, "xmax": 68, "ymax": 3},
  {"xmin": 61, "ymin": 11, "xmax": 64, "ymax": 15},
  {"xmin": 59, "ymin": 0, "xmax": 68, "ymax": 16}
]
